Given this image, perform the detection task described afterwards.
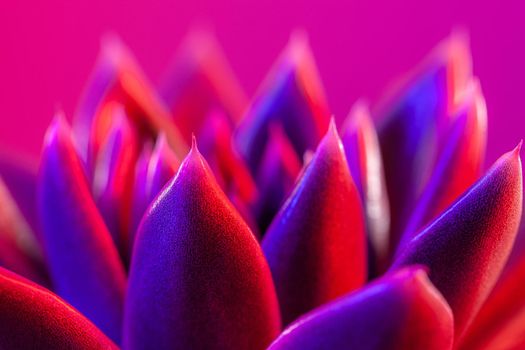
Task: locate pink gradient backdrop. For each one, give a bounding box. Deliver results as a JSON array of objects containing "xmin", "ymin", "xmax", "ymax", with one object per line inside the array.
[{"xmin": 0, "ymin": 0, "xmax": 523, "ymax": 165}]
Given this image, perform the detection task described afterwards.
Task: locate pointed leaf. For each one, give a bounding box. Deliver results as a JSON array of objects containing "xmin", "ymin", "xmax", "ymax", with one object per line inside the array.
[
  {"xmin": 236, "ymin": 32, "xmax": 330, "ymax": 172},
  {"xmin": 198, "ymin": 110, "xmax": 258, "ymax": 205},
  {"xmin": 129, "ymin": 134, "xmax": 179, "ymax": 251},
  {"xmin": 73, "ymin": 35, "xmax": 187, "ymax": 159},
  {"xmin": 124, "ymin": 138, "xmax": 280, "ymax": 349},
  {"xmin": 254, "ymin": 123, "xmax": 302, "ymax": 234},
  {"xmin": 392, "ymin": 144, "xmax": 523, "ymax": 338},
  {"xmin": 398, "ymin": 80, "xmax": 487, "ymax": 253},
  {"xmin": 262, "ymin": 121, "xmax": 367, "ymax": 325},
  {"xmin": 341, "ymin": 101, "xmax": 390, "ymax": 274},
  {"xmin": 92, "ymin": 109, "xmax": 139, "ymax": 260},
  {"xmin": 38, "ymin": 115, "xmax": 126, "ymax": 343},
  {"xmin": 159, "ymin": 30, "xmax": 248, "ymax": 141},
  {"xmin": 377, "ymin": 33, "xmax": 472, "ymax": 255}
]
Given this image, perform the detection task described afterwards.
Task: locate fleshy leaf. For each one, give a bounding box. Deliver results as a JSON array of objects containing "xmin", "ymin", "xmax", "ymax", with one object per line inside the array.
[
  {"xmin": 73, "ymin": 35, "xmax": 187, "ymax": 160},
  {"xmin": 38, "ymin": 115, "xmax": 126, "ymax": 343},
  {"xmin": 124, "ymin": 138, "xmax": 280, "ymax": 349},
  {"xmin": 397, "ymin": 79, "xmax": 487, "ymax": 253},
  {"xmin": 235, "ymin": 32, "xmax": 330, "ymax": 172},
  {"xmin": 92, "ymin": 109, "xmax": 139, "ymax": 261},
  {"xmin": 198, "ymin": 110, "xmax": 258, "ymax": 205},
  {"xmin": 0, "ymin": 267, "xmax": 117, "ymax": 349},
  {"xmin": 146, "ymin": 135, "xmax": 180, "ymax": 198},
  {"xmin": 376, "ymin": 33, "xmax": 472, "ymax": 255},
  {"xmin": 341, "ymin": 101, "xmax": 390, "ymax": 274},
  {"xmin": 458, "ymin": 240, "xmax": 525, "ymax": 349},
  {"xmin": 159, "ymin": 30, "xmax": 248, "ymax": 141},
  {"xmin": 87, "ymin": 101, "xmax": 126, "ymax": 174},
  {"xmin": 129, "ymin": 145, "xmax": 152, "ymax": 251},
  {"xmin": 262, "ymin": 121, "xmax": 367, "ymax": 325},
  {"xmin": 254, "ymin": 123, "xmax": 302, "ymax": 234},
  {"xmin": 229, "ymin": 192, "xmax": 261, "ymax": 239},
  {"xmin": 391, "ymin": 144, "xmax": 523, "ymax": 338},
  {"xmin": 129, "ymin": 134, "xmax": 179, "ymax": 251},
  {"xmin": 268, "ymin": 267, "xmax": 453, "ymax": 350}
]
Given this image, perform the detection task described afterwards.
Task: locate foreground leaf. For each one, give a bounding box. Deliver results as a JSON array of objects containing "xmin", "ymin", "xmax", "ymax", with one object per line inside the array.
[
  {"xmin": 262, "ymin": 121, "xmax": 367, "ymax": 325},
  {"xmin": 0, "ymin": 267, "xmax": 117, "ymax": 349},
  {"xmin": 268, "ymin": 267, "xmax": 453, "ymax": 350},
  {"xmin": 392, "ymin": 143, "xmax": 523, "ymax": 339},
  {"xmin": 125, "ymin": 138, "xmax": 280, "ymax": 349}
]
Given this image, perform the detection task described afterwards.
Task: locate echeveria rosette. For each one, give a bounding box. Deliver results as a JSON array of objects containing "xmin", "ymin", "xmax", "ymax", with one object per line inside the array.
[{"xmin": 0, "ymin": 30, "xmax": 523, "ymax": 350}]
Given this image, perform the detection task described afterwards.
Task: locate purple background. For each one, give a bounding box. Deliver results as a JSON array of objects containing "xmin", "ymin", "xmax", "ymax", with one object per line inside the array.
[{"xmin": 0, "ymin": 0, "xmax": 523, "ymax": 165}]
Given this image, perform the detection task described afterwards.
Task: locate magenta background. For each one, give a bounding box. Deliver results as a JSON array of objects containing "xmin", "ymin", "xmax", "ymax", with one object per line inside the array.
[{"xmin": 0, "ymin": 1, "xmax": 523, "ymax": 165}]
